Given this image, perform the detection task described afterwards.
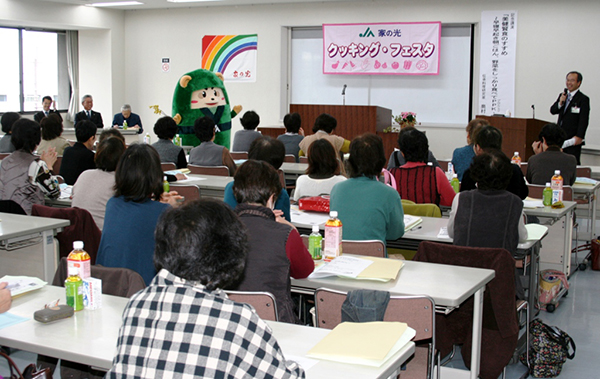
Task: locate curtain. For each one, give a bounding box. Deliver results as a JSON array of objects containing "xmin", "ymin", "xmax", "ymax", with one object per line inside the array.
[{"xmin": 66, "ymin": 31, "xmax": 79, "ymax": 124}]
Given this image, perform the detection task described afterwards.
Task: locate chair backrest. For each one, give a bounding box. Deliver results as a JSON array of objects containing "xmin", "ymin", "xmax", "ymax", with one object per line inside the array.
[
  {"xmin": 226, "ymin": 290, "xmax": 279, "ymax": 321},
  {"xmin": 53, "ymin": 257, "xmax": 146, "ymax": 298},
  {"xmin": 314, "ymin": 288, "xmax": 435, "ymax": 341},
  {"xmin": 277, "ymin": 169, "xmax": 286, "ymax": 187},
  {"xmin": 230, "ymin": 151, "xmax": 248, "ymax": 160},
  {"xmin": 299, "ymin": 156, "xmax": 308, "ymax": 164},
  {"xmin": 188, "ymin": 164, "xmax": 230, "ymax": 176},
  {"xmin": 527, "ymin": 184, "xmax": 573, "ymax": 201},
  {"xmin": 52, "ymin": 155, "xmax": 62, "ymax": 174},
  {"xmin": 284, "ymin": 154, "xmax": 296, "ymax": 163},
  {"xmin": 520, "ymin": 162, "xmax": 528, "ymax": 176},
  {"xmin": 403, "ymin": 202, "xmax": 442, "ymax": 217},
  {"xmin": 171, "ymin": 184, "xmax": 200, "ymax": 205},
  {"xmin": 161, "ymin": 162, "xmax": 177, "ymax": 171},
  {"xmin": 437, "ymin": 159, "xmax": 450, "ymax": 172},
  {"xmin": 0, "ymin": 152, "xmax": 10, "ymax": 160},
  {"xmin": 576, "ymin": 166, "xmax": 591, "ymax": 178},
  {"xmin": 341, "ymin": 240, "xmax": 386, "ymax": 258}
]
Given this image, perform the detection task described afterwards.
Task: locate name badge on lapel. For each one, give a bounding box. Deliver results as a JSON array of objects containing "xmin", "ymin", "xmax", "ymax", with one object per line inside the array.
[{"xmin": 572, "ymin": 106, "xmax": 580, "ymax": 114}]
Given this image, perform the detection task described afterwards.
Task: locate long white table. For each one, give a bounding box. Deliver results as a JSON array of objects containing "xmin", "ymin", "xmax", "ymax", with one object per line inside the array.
[
  {"xmin": 292, "ymin": 257, "xmax": 495, "ymax": 379},
  {"xmin": 169, "ymin": 173, "xmax": 233, "ymax": 199},
  {"xmin": 0, "ymin": 285, "xmax": 415, "ymax": 379},
  {"xmin": 281, "ymin": 162, "xmax": 307, "ymax": 181},
  {"xmin": 0, "ymin": 213, "xmax": 69, "ymax": 282}
]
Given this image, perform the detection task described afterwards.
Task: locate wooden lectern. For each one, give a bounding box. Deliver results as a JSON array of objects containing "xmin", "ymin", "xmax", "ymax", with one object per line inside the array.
[{"xmin": 477, "ymin": 115, "xmax": 550, "ymax": 161}]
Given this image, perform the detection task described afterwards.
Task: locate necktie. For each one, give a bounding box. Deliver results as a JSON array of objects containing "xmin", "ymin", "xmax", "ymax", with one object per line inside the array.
[
  {"xmin": 87, "ymin": 111, "xmax": 91, "ymax": 119},
  {"xmin": 565, "ymin": 93, "xmax": 572, "ymax": 110}
]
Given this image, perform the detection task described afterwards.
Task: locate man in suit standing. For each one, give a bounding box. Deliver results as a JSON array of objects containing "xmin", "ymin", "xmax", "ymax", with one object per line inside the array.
[
  {"xmin": 33, "ymin": 96, "xmax": 62, "ymax": 123},
  {"xmin": 75, "ymin": 94, "xmax": 104, "ymax": 128},
  {"xmin": 550, "ymin": 71, "xmax": 590, "ymax": 164}
]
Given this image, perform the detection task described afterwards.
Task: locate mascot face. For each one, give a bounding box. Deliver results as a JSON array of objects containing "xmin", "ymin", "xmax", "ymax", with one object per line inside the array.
[{"xmin": 191, "ymin": 87, "xmax": 226, "ymax": 109}]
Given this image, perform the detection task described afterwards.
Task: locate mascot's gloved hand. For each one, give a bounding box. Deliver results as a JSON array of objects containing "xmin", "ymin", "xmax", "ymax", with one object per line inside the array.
[{"xmin": 172, "ymin": 69, "xmax": 241, "ymax": 149}]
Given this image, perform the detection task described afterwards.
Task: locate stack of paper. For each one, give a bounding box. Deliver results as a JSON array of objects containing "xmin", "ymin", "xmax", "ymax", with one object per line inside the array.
[
  {"xmin": 523, "ymin": 199, "xmax": 544, "ymax": 208},
  {"xmin": 0, "ymin": 276, "xmax": 47, "ymax": 296},
  {"xmin": 307, "ymin": 322, "xmax": 416, "ymax": 366},
  {"xmin": 525, "ymin": 224, "xmax": 549, "ymax": 241},
  {"xmin": 575, "ymin": 177, "xmax": 598, "ymax": 186},
  {"xmin": 404, "ymin": 215, "xmax": 423, "ymax": 231},
  {"xmin": 308, "ymin": 256, "xmax": 403, "ymax": 282},
  {"xmin": 290, "ymin": 205, "xmax": 330, "ymax": 226}
]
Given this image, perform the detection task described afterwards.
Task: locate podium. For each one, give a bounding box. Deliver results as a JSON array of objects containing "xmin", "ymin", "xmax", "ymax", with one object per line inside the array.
[{"xmin": 477, "ymin": 115, "xmax": 550, "ymax": 161}]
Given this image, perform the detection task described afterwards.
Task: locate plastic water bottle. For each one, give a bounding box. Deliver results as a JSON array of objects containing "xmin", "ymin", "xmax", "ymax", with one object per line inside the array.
[
  {"xmin": 174, "ymin": 134, "xmax": 181, "ymax": 146},
  {"xmin": 543, "ymin": 182, "xmax": 552, "ymax": 206},
  {"xmin": 451, "ymin": 174, "xmax": 460, "ymax": 193},
  {"xmin": 308, "ymin": 225, "xmax": 323, "ymax": 260},
  {"xmin": 163, "ymin": 176, "xmax": 170, "ymax": 193},
  {"xmin": 511, "ymin": 152, "xmax": 521, "ymax": 166},
  {"xmin": 144, "ymin": 133, "xmax": 151, "ymax": 144},
  {"xmin": 447, "ymin": 162, "xmax": 455, "ymax": 181},
  {"xmin": 324, "ymin": 211, "xmax": 343, "ymax": 262},
  {"xmin": 67, "ymin": 241, "xmax": 90, "ymax": 279},
  {"xmin": 123, "ymin": 120, "xmax": 128, "ymax": 130},
  {"xmin": 551, "ymin": 170, "xmax": 563, "ymax": 203}
]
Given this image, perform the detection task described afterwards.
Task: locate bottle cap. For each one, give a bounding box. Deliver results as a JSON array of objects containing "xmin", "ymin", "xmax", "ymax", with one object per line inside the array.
[
  {"xmin": 73, "ymin": 241, "xmax": 84, "ymax": 250},
  {"xmin": 312, "ymin": 225, "xmax": 319, "ymax": 232},
  {"xmin": 330, "ymin": 210, "xmax": 338, "ymax": 218},
  {"xmin": 164, "ymin": 176, "xmax": 167, "ymax": 181},
  {"xmin": 514, "ymin": 152, "xmax": 519, "ymax": 155},
  {"xmin": 555, "ymin": 170, "xmax": 560, "ymax": 175},
  {"xmin": 546, "ymin": 182, "xmax": 551, "ymax": 187},
  {"xmin": 452, "ymin": 174, "xmax": 458, "ymax": 178}
]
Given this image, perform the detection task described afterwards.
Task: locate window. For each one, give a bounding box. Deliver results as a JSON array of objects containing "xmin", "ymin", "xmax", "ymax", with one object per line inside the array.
[{"xmin": 0, "ymin": 27, "xmax": 71, "ymax": 114}]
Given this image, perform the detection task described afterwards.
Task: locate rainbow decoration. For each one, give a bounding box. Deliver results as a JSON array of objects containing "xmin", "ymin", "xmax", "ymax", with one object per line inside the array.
[{"xmin": 202, "ymin": 34, "xmax": 258, "ymax": 73}]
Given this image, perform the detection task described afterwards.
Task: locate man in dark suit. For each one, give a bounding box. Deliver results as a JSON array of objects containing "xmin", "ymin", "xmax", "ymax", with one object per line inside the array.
[
  {"xmin": 74, "ymin": 94, "xmax": 103, "ymax": 128},
  {"xmin": 59, "ymin": 120, "xmax": 96, "ymax": 185},
  {"xmin": 33, "ymin": 96, "xmax": 62, "ymax": 123},
  {"xmin": 550, "ymin": 71, "xmax": 590, "ymax": 164}
]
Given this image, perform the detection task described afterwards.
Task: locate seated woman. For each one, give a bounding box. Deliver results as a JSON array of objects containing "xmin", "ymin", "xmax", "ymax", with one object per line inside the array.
[
  {"xmin": 298, "ymin": 113, "xmax": 350, "ymax": 157},
  {"xmin": 96, "ymin": 144, "xmax": 182, "ymax": 285},
  {"xmin": 0, "ymin": 112, "xmax": 20, "ymax": 153},
  {"xmin": 107, "ymin": 199, "xmax": 304, "ymax": 378},
  {"xmin": 188, "ymin": 116, "xmax": 237, "ymax": 176},
  {"xmin": 277, "ymin": 112, "xmax": 304, "ymax": 162},
  {"xmin": 451, "ymin": 118, "xmax": 489, "ymax": 181},
  {"xmin": 330, "ymin": 133, "xmax": 405, "ymax": 243},
  {"xmin": 72, "ymin": 137, "xmax": 126, "ymax": 230},
  {"xmin": 292, "ymin": 139, "xmax": 346, "ymax": 201},
  {"xmin": 37, "ymin": 113, "xmax": 70, "ymax": 156},
  {"xmin": 448, "ymin": 149, "xmax": 527, "ymax": 255},
  {"xmin": 223, "ymin": 136, "xmax": 291, "ymax": 221},
  {"xmin": 387, "ymin": 126, "xmax": 440, "ymax": 170},
  {"xmin": 0, "ymin": 118, "xmax": 60, "ymax": 214},
  {"xmin": 232, "ymin": 110, "xmax": 262, "ymax": 152},
  {"xmin": 151, "ymin": 116, "xmax": 187, "ymax": 169},
  {"xmin": 230, "ymin": 160, "xmax": 313, "ymax": 324},
  {"xmin": 390, "ymin": 127, "xmax": 455, "ymax": 207}
]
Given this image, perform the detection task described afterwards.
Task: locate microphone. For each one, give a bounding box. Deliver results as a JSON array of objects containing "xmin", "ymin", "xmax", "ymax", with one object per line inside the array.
[
  {"xmin": 531, "ymin": 104, "xmax": 535, "ymax": 119},
  {"xmin": 342, "ymin": 84, "xmax": 347, "ymax": 95},
  {"xmin": 563, "ymin": 87, "xmax": 568, "ymax": 95}
]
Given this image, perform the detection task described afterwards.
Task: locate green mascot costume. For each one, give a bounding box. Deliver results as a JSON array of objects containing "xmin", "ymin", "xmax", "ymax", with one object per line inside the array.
[{"xmin": 172, "ymin": 69, "xmax": 242, "ymax": 149}]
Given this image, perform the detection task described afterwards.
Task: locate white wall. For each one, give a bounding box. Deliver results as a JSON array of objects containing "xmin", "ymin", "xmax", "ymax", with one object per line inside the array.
[{"xmin": 4, "ymin": 0, "xmax": 599, "ymax": 160}]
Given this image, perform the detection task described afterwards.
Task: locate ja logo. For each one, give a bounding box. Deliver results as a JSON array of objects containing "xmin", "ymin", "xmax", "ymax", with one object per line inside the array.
[{"xmin": 359, "ymin": 27, "xmax": 375, "ymax": 38}]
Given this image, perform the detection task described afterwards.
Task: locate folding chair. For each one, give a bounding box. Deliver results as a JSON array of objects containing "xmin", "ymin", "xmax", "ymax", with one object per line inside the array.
[
  {"xmin": 342, "ymin": 240, "xmax": 387, "ymax": 258},
  {"xmin": 170, "ymin": 184, "xmax": 200, "ymax": 205},
  {"xmin": 284, "ymin": 154, "xmax": 296, "ymax": 163},
  {"xmin": 314, "ymin": 287, "xmax": 438, "ymax": 379},
  {"xmin": 161, "ymin": 162, "xmax": 177, "ymax": 171},
  {"xmin": 188, "ymin": 164, "xmax": 230, "ymax": 176},
  {"xmin": 226, "ymin": 290, "xmax": 279, "ymax": 321},
  {"xmin": 52, "ymin": 155, "xmax": 62, "ymax": 174},
  {"xmin": 230, "ymin": 151, "xmax": 248, "ymax": 160}
]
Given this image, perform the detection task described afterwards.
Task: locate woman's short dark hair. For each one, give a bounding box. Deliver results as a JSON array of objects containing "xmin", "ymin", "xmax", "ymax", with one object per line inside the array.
[
  {"xmin": 40, "ymin": 113, "xmax": 64, "ymax": 141},
  {"xmin": 99, "ymin": 128, "xmax": 125, "ymax": 144},
  {"xmin": 470, "ymin": 149, "xmax": 513, "ymax": 191},
  {"xmin": 312, "ymin": 113, "xmax": 337, "ymax": 134},
  {"xmin": 75, "ymin": 120, "xmax": 97, "ymax": 143},
  {"xmin": 307, "ymin": 139, "xmax": 339, "ymax": 178},
  {"xmin": 194, "ymin": 116, "xmax": 215, "ymax": 142},
  {"xmin": 248, "ymin": 136, "xmax": 285, "ymax": 169},
  {"xmin": 347, "ymin": 133, "xmax": 386, "ymax": 178},
  {"xmin": 283, "ymin": 112, "xmax": 301, "ymax": 133},
  {"xmin": 11, "ymin": 119, "xmax": 41, "ymax": 152},
  {"xmin": 154, "ymin": 199, "xmax": 248, "ymax": 290},
  {"xmin": 240, "ymin": 111, "xmax": 260, "ymax": 130},
  {"xmin": 154, "ymin": 116, "xmax": 178, "ymax": 140},
  {"xmin": 539, "ymin": 123, "xmax": 567, "ymax": 147},
  {"xmin": 114, "ymin": 143, "xmax": 164, "ymax": 202},
  {"xmin": 398, "ymin": 126, "xmax": 429, "ymax": 163},
  {"xmin": 95, "ymin": 137, "xmax": 126, "ymax": 172},
  {"xmin": 472, "ymin": 125, "xmax": 502, "ymax": 150},
  {"xmin": 233, "ymin": 160, "xmax": 282, "ymax": 206},
  {"xmin": 1, "ymin": 112, "xmax": 20, "ymax": 134}
]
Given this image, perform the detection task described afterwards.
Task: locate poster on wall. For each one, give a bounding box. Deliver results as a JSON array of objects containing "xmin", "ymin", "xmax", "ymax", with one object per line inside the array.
[
  {"xmin": 478, "ymin": 11, "xmax": 517, "ymax": 116},
  {"xmin": 323, "ymin": 22, "xmax": 441, "ymax": 75},
  {"xmin": 202, "ymin": 34, "xmax": 258, "ymax": 82}
]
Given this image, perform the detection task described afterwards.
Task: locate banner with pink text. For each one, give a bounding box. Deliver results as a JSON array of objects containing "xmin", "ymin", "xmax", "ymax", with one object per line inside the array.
[{"xmin": 323, "ymin": 22, "xmax": 441, "ymax": 75}]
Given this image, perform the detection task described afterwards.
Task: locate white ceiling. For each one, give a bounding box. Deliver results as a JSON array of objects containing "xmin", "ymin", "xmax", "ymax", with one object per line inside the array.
[{"xmin": 31, "ymin": 0, "xmax": 357, "ymax": 11}]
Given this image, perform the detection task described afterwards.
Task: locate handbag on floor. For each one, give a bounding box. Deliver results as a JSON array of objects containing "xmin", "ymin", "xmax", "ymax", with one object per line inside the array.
[
  {"xmin": 0, "ymin": 350, "xmax": 53, "ymax": 379},
  {"xmin": 520, "ymin": 319, "xmax": 576, "ymax": 378}
]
